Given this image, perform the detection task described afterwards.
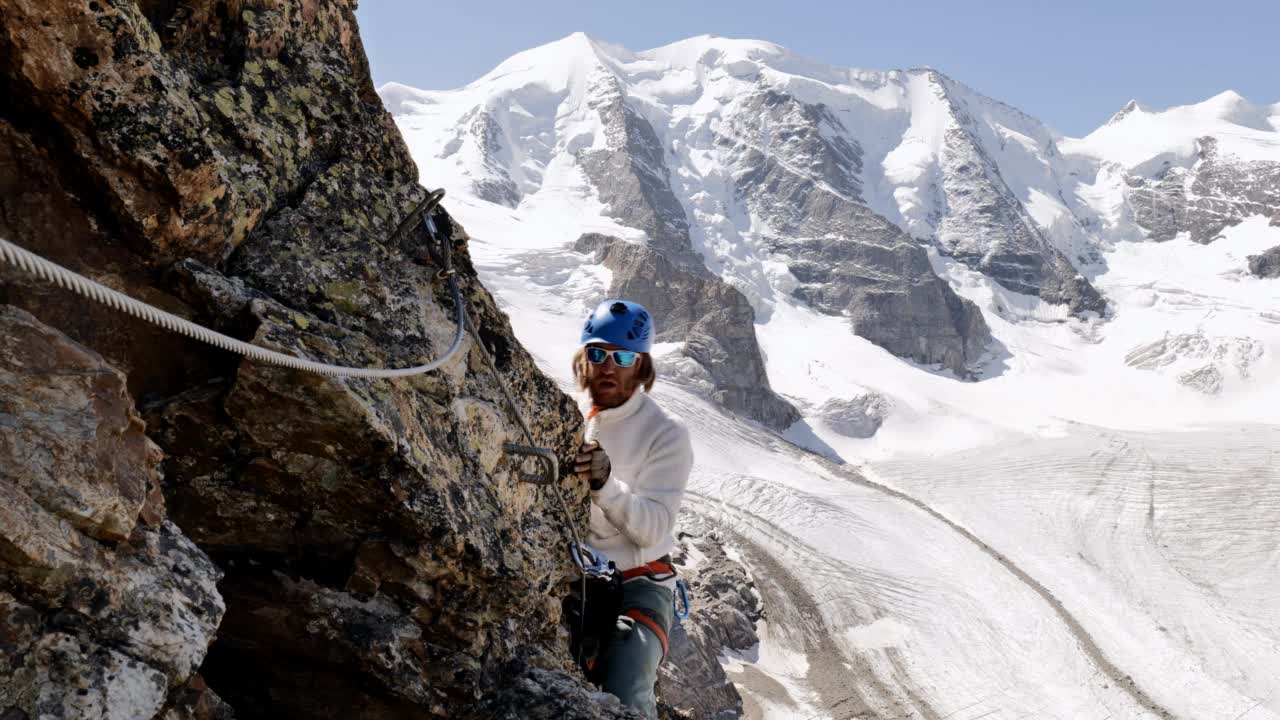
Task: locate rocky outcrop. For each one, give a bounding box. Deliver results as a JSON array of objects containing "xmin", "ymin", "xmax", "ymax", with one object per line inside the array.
[
  {"xmin": 578, "ymin": 74, "xmax": 703, "ymax": 270},
  {"xmin": 1124, "ymin": 332, "xmax": 1264, "ymax": 394},
  {"xmin": 469, "ymin": 666, "xmax": 648, "ymax": 719},
  {"xmin": 658, "ymin": 518, "xmax": 763, "ymax": 720},
  {"xmin": 1247, "ymin": 245, "xmax": 1280, "ymax": 278},
  {"xmin": 785, "ymin": 227, "xmax": 992, "ymax": 377},
  {"xmin": 721, "ymin": 88, "xmax": 993, "ymax": 377},
  {"xmin": 577, "ymin": 233, "xmax": 800, "ymax": 430},
  {"xmin": 928, "ymin": 74, "xmax": 1105, "ymax": 316},
  {"xmin": 145, "ymin": 251, "xmax": 591, "ymax": 717},
  {"xmin": 1, "ymin": 2, "xmax": 624, "ymax": 718},
  {"xmin": 1127, "ymin": 137, "xmax": 1280, "ymax": 244},
  {"xmin": 818, "ymin": 394, "xmax": 888, "ymax": 438},
  {"xmin": 440, "ymin": 108, "xmax": 521, "ymax": 207},
  {"xmin": 0, "ymin": 306, "xmax": 225, "ymax": 720},
  {"xmin": 936, "ymin": 128, "xmax": 1105, "ymax": 315}
]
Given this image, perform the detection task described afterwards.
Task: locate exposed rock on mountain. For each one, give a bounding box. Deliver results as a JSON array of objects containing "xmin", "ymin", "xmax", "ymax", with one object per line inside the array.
[
  {"xmin": 658, "ymin": 518, "xmax": 764, "ymax": 720},
  {"xmin": 1248, "ymin": 245, "xmax": 1280, "ymax": 278},
  {"xmin": 578, "ymin": 74, "xmax": 702, "ymax": 270},
  {"xmin": 0, "ymin": 306, "xmax": 225, "ymax": 720},
  {"xmin": 0, "ymin": 2, "xmax": 644, "ymax": 718},
  {"xmin": 468, "ymin": 665, "xmax": 648, "ymax": 719},
  {"xmin": 783, "ymin": 227, "xmax": 992, "ymax": 377},
  {"xmin": 1124, "ymin": 332, "xmax": 1264, "ymax": 394},
  {"xmin": 147, "ymin": 252, "xmax": 590, "ymax": 717},
  {"xmin": 1126, "ymin": 137, "xmax": 1280, "ymax": 243},
  {"xmin": 391, "ymin": 45, "xmax": 1007, "ymax": 379},
  {"xmin": 1066, "ymin": 93, "xmax": 1280, "ymax": 252},
  {"xmin": 452, "ymin": 109, "xmax": 522, "ymax": 208},
  {"xmin": 818, "ymin": 394, "xmax": 888, "ymax": 438},
  {"xmin": 921, "ymin": 73, "xmax": 1106, "ymax": 316},
  {"xmin": 576, "ymin": 232, "xmax": 799, "ymax": 430},
  {"xmin": 719, "ymin": 87, "xmax": 994, "ymax": 376}
]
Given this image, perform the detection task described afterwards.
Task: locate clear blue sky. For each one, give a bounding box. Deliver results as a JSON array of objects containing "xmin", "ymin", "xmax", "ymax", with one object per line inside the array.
[{"xmin": 355, "ymin": 0, "xmax": 1277, "ymax": 137}]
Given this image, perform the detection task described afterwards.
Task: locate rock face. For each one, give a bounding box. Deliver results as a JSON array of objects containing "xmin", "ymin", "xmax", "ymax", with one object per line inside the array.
[
  {"xmin": 576, "ymin": 233, "xmax": 800, "ymax": 430},
  {"xmin": 721, "ymin": 87, "xmax": 994, "ymax": 376},
  {"xmin": 1, "ymin": 2, "xmax": 633, "ymax": 718},
  {"xmin": 442, "ymin": 108, "xmax": 521, "ymax": 208},
  {"xmin": 469, "ymin": 666, "xmax": 648, "ymax": 720},
  {"xmin": 1124, "ymin": 332, "xmax": 1264, "ymax": 394},
  {"xmin": 925, "ymin": 73, "xmax": 1106, "ymax": 316},
  {"xmin": 577, "ymin": 75, "xmax": 702, "ymax": 270},
  {"xmin": 818, "ymin": 394, "xmax": 888, "ymax": 439},
  {"xmin": 1127, "ymin": 137, "xmax": 1280, "ymax": 244},
  {"xmin": 0, "ymin": 306, "xmax": 225, "ymax": 720},
  {"xmin": 658, "ymin": 517, "xmax": 763, "ymax": 720},
  {"xmin": 1248, "ymin": 245, "xmax": 1280, "ymax": 278}
]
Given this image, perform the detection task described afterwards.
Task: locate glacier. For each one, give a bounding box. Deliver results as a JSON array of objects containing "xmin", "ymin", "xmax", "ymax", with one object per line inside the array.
[{"xmin": 384, "ymin": 33, "xmax": 1280, "ymax": 720}]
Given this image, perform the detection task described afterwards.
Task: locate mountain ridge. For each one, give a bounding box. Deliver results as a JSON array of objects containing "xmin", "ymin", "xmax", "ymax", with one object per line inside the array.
[{"xmin": 383, "ymin": 32, "xmax": 1280, "ymax": 720}]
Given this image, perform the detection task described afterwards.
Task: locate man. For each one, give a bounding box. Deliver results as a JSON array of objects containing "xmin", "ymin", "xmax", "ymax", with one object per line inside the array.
[{"xmin": 572, "ymin": 299, "xmax": 693, "ymax": 719}]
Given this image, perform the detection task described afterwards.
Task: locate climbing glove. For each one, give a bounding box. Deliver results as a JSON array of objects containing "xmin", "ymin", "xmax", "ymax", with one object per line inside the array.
[{"xmin": 575, "ymin": 441, "xmax": 612, "ymax": 491}]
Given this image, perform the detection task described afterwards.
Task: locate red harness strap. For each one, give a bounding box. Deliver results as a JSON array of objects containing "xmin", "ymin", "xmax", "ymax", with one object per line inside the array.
[
  {"xmin": 618, "ymin": 558, "xmax": 676, "ymax": 657},
  {"xmin": 620, "ymin": 560, "xmax": 677, "ymax": 582},
  {"xmin": 624, "ymin": 609, "xmax": 669, "ymax": 657}
]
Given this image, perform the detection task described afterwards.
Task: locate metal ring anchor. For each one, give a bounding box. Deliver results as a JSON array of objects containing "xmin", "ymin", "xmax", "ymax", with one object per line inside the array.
[
  {"xmin": 389, "ymin": 188, "xmax": 447, "ymax": 246},
  {"xmin": 503, "ymin": 443, "xmax": 559, "ymax": 486}
]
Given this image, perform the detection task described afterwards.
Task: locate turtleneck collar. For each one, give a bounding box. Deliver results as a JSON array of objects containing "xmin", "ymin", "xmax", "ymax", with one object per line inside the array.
[{"xmin": 585, "ymin": 388, "xmax": 648, "ymax": 425}]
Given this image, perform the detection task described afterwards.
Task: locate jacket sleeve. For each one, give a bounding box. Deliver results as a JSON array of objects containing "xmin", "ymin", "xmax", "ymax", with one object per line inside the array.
[{"xmin": 591, "ymin": 420, "xmax": 693, "ymax": 549}]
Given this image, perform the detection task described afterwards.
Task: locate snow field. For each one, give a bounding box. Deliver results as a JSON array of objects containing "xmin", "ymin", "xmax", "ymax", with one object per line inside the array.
[{"xmin": 386, "ymin": 34, "xmax": 1280, "ymax": 718}]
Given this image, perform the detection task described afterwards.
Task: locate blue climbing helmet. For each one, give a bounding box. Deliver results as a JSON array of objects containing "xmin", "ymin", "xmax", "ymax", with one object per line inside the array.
[{"xmin": 580, "ymin": 299, "xmax": 653, "ymax": 353}]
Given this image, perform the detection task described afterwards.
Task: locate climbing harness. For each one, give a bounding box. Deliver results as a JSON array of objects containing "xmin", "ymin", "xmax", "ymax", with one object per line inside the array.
[
  {"xmin": 623, "ymin": 607, "xmax": 670, "ymax": 658},
  {"xmin": 621, "ymin": 558, "xmax": 678, "ymax": 584},
  {"xmin": 620, "ymin": 557, "xmax": 692, "ymax": 626},
  {"xmin": 563, "ymin": 542, "xmax": 692, "ymax": 677}
]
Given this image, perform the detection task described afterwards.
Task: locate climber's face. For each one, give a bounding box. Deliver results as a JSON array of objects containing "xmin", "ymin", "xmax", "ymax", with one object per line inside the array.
[{"xmin": 584, "ymin": 343, "xmax": 641, "ymax": 409}]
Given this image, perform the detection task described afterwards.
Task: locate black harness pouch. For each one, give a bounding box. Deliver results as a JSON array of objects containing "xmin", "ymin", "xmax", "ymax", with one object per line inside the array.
[{"xmin": 563, "ymin": 570, "xmax": 622, "ymax": 684}]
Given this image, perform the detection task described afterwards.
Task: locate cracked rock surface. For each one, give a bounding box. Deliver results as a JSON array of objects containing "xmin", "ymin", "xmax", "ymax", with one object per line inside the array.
[{"xmin": 0, "ymin": 2, "xmax": 636, "ymax": 717}]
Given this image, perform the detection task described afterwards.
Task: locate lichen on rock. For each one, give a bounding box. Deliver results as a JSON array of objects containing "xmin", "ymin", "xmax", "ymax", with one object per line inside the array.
[
  {"xmin": 0, "ymin": 1, "xmax": 635, "ymax": 717},
  {"xmin": 0, "ymin": 307, "xmax": 225, "ymax": 720}
]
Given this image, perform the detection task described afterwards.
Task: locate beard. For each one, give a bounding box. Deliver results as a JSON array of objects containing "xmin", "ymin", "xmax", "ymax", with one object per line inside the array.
[{"xmin": 588, "ymin": 374, "xmax": 637, "ymax": 409}]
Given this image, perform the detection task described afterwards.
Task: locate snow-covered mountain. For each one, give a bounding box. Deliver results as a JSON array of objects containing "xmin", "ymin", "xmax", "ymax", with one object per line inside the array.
[
  {"xmin": 382, "ymin": 33, "xmax": 1280, "ymax": 720},
  {"xmin": 1063, "ymin": 92, "xmax": 1280, "ymax": 244}
]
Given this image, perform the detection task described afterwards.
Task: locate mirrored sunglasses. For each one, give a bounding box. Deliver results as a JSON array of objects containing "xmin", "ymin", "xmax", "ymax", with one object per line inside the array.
[{"xmin": 585, "ymin": 346, "xmax": 638, "ymax": 367}]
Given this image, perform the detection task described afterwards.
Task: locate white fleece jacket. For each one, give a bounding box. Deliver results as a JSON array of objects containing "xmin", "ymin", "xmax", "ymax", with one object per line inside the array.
[{"xmin": 585, "ymin": 390, "xmax": 693, "ymax": 574}]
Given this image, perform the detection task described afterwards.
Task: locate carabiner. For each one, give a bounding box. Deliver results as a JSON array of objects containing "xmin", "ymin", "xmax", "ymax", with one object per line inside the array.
[
  {"xmin": 571, "ymin": 542, "xmax": 615, "ymax": 579},
  {"xmin": 674, "ymin": 578, "xmax": 691, "ymax": 620}
]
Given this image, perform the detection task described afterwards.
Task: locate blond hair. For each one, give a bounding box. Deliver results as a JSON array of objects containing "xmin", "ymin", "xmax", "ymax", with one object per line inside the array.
[{"xmin": 572, "ymin": 347, "xmax": 656, "ymax": 393}]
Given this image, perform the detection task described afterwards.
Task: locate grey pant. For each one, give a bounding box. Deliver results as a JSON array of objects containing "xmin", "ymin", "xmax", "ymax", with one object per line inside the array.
[{"xmin": 599, "ymin": 578, "xmax": 673, "ymax": 720}]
